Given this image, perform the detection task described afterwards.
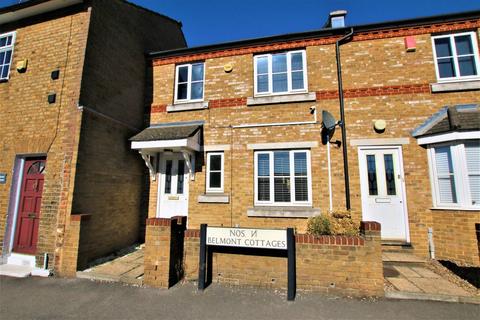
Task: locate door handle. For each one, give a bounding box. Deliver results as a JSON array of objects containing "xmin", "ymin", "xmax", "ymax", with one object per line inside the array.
[{"xmin": 28, "ymin": 213, "xmax": 36, "ymax": 219}]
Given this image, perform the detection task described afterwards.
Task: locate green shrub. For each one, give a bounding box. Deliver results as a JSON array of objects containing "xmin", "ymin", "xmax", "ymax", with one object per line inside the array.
[
  {"xmin": 307, "ymin": 215, "xmax": 331, "ymax": 235},
  {"xmin": 307, "ymin": 209, "xmax": 360, "ymax": 236}
]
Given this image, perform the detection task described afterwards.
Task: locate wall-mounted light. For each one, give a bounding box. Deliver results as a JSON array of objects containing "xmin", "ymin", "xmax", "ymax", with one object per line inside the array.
[
  {"xmin": 16, "ymin": 59, "xmax": 28, "ymax": 73},
  {"xmin": 374, "ymin": 119, "xmax": 386, "ymax": 133},
  {"xmin": 223, "ymin": 64, "xmax": 233, "ymax": 73}
]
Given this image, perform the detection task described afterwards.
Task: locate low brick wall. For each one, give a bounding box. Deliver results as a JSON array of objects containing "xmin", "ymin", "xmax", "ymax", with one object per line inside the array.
[
  {"xmin": 144, "ymin": 217, "xmax": 186, "ymax": 288},
  {"xmin": 182, "ymin": 221, "xmax": 383, "ymax": 297}
]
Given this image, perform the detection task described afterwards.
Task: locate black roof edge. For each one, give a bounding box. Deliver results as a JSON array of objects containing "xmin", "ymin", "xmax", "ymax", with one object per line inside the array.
[
  {"xmin": 148, "ymin": 9, "xmax": 480, "ymax": 59},
  {"xmin": 0, "ymin": 0, "xmax": 183, "ymax": 28},
  {"xmin": 0, "ymin": 0, "xmax": 52, "ymax": 14},
  {"xmin": 119, "ymin": 0, "xmax": 183, "ymax": 27}
]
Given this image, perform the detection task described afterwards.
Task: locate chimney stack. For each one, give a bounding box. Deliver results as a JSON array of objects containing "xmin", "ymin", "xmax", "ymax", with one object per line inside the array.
[{"xmin": 328, "ymin": 10, "xmax": 347, "ymax": 28}]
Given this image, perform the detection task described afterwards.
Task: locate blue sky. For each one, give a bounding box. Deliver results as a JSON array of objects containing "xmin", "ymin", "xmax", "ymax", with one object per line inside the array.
[{"xmin": 2, "ymin": 0, "xmax": 479, "ymax": 46}]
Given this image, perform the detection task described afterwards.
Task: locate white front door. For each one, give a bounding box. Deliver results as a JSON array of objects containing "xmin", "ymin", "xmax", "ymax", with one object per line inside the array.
[
  {"xmin": 158, "ymin": 154, "xmax": 189, "ymax": 218},
  {"xmin": 358, "ymin": 146, "xmax": 409, "ymax": 241}
]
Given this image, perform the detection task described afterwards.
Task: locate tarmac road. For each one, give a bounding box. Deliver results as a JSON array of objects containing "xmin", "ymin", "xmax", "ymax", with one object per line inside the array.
[{"xmin": 0, "ymin": 276, "xmax": 478, "ymax": 320}]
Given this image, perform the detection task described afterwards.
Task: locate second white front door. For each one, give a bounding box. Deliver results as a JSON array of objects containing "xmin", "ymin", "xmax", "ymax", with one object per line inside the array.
[
  {"xmin": 158, "ymin": 154, "xmax": 189, "ymax": 218},
  {"xmin": 358, "ymin": 146, "xmax": 409, "ymax": 241}
]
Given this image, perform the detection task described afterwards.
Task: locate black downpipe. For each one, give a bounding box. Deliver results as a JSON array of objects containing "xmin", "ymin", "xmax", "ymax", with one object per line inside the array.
[{"xmin": 335, "ymin": 28, "xmax": 354, "ymax": 210}]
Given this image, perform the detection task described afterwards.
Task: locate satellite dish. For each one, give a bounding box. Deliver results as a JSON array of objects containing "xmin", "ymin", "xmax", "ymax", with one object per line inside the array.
[{"xmin": 321, "ymin": 110, "xmax": 337, "ymax": 137}]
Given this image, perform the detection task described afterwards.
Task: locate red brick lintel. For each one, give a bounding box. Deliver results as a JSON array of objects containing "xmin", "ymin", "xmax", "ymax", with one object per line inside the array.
[
  {"xmin": 150, "ymin": 83, "xmax": 431, "ymax": 113},
  {"xmin": 146, "ymin": 216, "xmax": 186, "ymax": 226},
  {"xmin": 152, "ymin": 20, "xmax": 479, "ymax": 66}
]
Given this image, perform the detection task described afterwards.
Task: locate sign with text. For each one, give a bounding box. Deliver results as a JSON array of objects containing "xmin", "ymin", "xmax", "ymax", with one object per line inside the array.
[{"xmin": 206, "ymin": 227, "xmax": 287, "ymax": 250}]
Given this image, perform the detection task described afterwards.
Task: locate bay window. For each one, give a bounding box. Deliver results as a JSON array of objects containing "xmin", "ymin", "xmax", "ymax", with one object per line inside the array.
[
  {"xmin": 429, "ymin": 140, "xmax": 480, "ymax": 209},
  {"xmin": 254, "ymin": 150, "xmax": 311, "ymax": 206}
]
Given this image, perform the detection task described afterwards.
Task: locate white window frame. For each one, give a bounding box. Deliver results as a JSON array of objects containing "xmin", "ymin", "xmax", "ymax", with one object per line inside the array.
[
  {"xmin": 0, "ymin": 31, "xmax": 16, "ymax": 81},
  {"xmin": 253, "ymin": 50, "xmax": 308, "ymax": 96},
  {"xmin": 206, "ymin": 152, "xmax": 224, "ymax": 193},
  {"xmin": 254, "ymin": 149, "xmax": 312, "ymax": 207},
  {"xmin": 428, "ymin": 139, "xmax": 480, "ymax": 210},
  {"xmin": 431, "ymin": 32, "xmax": 480, "ymax": 83},
  {"xmin": 174, "ymin": 62, "xmax": 205, "ymax": 104}
]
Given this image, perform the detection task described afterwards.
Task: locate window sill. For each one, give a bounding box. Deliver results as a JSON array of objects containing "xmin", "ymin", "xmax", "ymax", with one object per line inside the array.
[
  {"xmin": 430, "ymin": 207, "xmax": 479, "ymax": 212},
  {"xmin": 430, "ymin": 80, "xmax": 480, "ymax": 93},
  {"xmin": 167, "ymin": 101, "xmax": 208, "ymax": 112},
  {"xmin": 198, "ymin": 193, "xmax": 229, "ymax": 203},
  {"xmin": 247, "ymin": 206, "xmax": 320, "ymax": 218},
  {"xmin": 246, "ymin": 92, "xmax": 316, "ymax": 106}
]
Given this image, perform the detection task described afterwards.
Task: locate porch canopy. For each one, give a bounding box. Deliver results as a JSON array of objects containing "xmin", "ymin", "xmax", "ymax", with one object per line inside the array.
[{"xmin": 130, "ymin": 121, "xmax": 203, "ymax": 180}]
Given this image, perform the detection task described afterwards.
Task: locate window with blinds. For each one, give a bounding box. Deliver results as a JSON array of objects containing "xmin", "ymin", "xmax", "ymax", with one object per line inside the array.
[
  {"xmin": 430, "ymin": 140, "xmax": 479, "ymax": 208},
  {"xmin": 255, "ymin": 150, "xmax": 311, "ymax": 206}
]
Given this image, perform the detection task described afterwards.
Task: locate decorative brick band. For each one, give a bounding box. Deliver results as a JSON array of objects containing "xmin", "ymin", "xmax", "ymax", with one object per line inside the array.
[
  {"xmin": 185, "ymin": 229, "xmax": 200, "ymax": 238},
  {"xmin": 296, "ymin": 234, "xmax": 365, "ymax": 246},
  {"xmin": 153, "ymin": 20, "xmax": 479, "ymax": 66},
  {"xmin": 151, "ymin": 104, "xmax": 167, "ymax": 113},
  {"xmin": 151, "ymin": 83, "xmax": 432, "ymax": 113},
  {"xmin": 360, "ymin": 221, "xmax": 382, "ymax": 232},
  {"xmin": 146, "ymin": 218, "xmax": 172, "ymax": 226},
  {"xmin": 210, "ymin": 97, "xmax": 247, "ymax": 109},
  {"xmin": 316, "ymin": 83, "xmax": 431, "ymax": 100},
  {"xmin": 70, "ymin": 214, "xmax": 91, "ymax": 222}
]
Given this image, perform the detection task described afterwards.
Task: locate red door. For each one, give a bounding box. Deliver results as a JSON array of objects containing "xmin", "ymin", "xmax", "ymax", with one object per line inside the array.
[{"xmin": 13, "ymin": 158, "xmax": 46, "ymax": 254}]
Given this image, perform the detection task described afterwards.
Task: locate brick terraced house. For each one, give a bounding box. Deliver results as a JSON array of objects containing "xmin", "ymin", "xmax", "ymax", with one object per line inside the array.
[
  {"xmin": 132, "ymin": 10, "xmax": 479, "ymax": 294},
  {"xmin": 0, "ymin": 0, "xmax": 185, "ymax": 276}
]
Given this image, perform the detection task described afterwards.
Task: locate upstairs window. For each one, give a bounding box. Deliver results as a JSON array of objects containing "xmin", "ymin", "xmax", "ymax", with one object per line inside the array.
[
  {"xmin": 429, "ymin": 140, "xmax": 480, "ymax": 209},
  {"xmin": 0, "ymin": 32, "xmax": 15, "ymax": 81},
  {"xmin": 206, "ymin": 152, "xmax": 224, "ymax": 193},
  {"xmin": 432, "ymin": 32, "xmax": 480, "ymax": 82},
  {"xmin": 254, "ymin": 50, "xmax": 307, "ymax": 96},
  {"xmin": 254, "ymin": 150, "xmax": 311, "ymax": 206},
  {"xmin": 174, "ymin": 62, "xmax": 204, "ymax": 103}
]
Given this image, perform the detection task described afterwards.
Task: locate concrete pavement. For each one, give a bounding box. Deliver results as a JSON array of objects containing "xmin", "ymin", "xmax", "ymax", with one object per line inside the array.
[{"xmin": 1, "ymin": 276, "xmax": 479, "ymax": 320}]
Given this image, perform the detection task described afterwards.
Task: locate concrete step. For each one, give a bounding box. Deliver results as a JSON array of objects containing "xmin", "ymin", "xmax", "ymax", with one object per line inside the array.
[
  {"xmin": 7, "ymin": 253, "xmax": 36, "ymax": 267},
  {"xmin": 0, "ymin": 264, "xmax": 32, "ymax": 278}
]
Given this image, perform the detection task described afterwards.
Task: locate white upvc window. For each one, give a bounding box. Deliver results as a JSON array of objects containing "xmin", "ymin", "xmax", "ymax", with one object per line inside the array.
[
  {"xmin": 206, "ymin": 152, "xmax": 224, "ymax": 193},
  {"xmin": 431, "ymin": 32, "xmax": 480, "ymax": 82},
  {"xmin": 254, "ymin": 150, "xmax": 312, "ymax": 206},
  {"xmin": 174, "ymin": 62, "xmax": 205, "ymax": 103},
  {"xmin": 0, "ymin": 31, "xmax": 16, "ymax": 81},
  {"xmin": 428, "ymin": 139, "xmax": 480, "ymax": 209},
  {"xmin": 254, "ymin": 50, "xmax": 307, "ymax": 96}
]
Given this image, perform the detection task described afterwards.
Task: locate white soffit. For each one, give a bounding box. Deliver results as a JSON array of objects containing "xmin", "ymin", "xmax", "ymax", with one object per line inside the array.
[{"xmin": 0, "ymin": 0, "xmax": 83, "ymax": 25}]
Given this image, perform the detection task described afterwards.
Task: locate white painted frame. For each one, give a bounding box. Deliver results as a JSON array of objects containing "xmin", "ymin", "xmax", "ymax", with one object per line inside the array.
[
  {"xmin": 206, "ymin": 152, "xmax": 224, "ymax": 193},
  {"xmin": 253, "ymin": 50, "xmax": 308, "ymax": 96},
  {"xmin": 427, "ymin": 140, "xmax": 480, "ymax": 210},
  {"xmin": 0, "ymin": 31, "xmax": 16, "ymax": 81},
  {"xmin": 157, "ymin": 153, "xmax": 190, "ymax": 218},
  {"xmin": 174, "ymin": 62, "xmax": 205, "ymax": 104},
  {"xmin": 431, "ymin": 31, "xmax": 480, "ymax": 83},
  {"xmin": 8, "ymin": 157, "xmax": 25, "ymax": 253},
  {"xmin": 357, "ymin": 145, "xmax": 410, "ymax": 243},
  {"xmin": 254, "ymin": 150, "xmax": 312, "ymax": 207}
]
